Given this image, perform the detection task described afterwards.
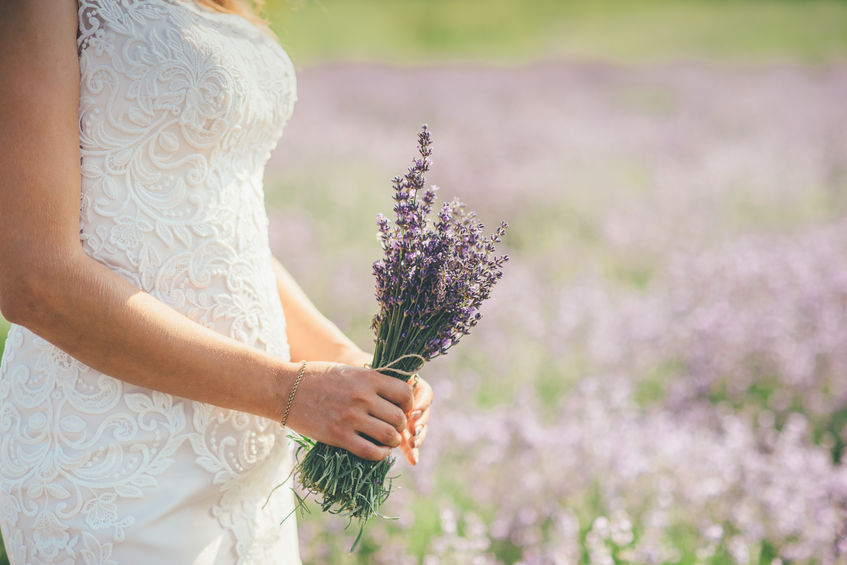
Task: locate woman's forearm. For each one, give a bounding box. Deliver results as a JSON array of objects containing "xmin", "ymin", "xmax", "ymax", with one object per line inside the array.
[
  {"xmin": 3, "ymin": 247, "xmax": 299, "ymax": 422},
  {"xmin": 271, "ymin": 255, "xmax": 370, "ymax": 365}
]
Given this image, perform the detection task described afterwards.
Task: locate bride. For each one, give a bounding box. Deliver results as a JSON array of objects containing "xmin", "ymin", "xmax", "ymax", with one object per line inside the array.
[{"xmin": 0, "ymin": 0, "xmax": 432, "ymax": 563}]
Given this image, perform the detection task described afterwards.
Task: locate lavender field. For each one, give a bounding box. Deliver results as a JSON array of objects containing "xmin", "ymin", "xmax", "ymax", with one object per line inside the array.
[
  {"xmin": 2, "ymin": 9, "xmax": 847, "ymax": 563},
  {"xmin": 264, "ymin": 61, "xmax": 847, "ymax": 564}
]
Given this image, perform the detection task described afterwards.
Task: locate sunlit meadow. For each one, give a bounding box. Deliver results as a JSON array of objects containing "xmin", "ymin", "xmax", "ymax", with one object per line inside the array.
[{"xmin": 2, "ymin": 1, "xmax": 847, "ymax": 564}]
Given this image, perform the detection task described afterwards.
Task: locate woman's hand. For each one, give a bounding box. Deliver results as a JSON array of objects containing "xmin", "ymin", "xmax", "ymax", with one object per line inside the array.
[
  {"xmin": 339, "ymin": 349, "xmax": 434, "ymax": 465},
  {"xmin": 400, "ymin": 375, "xmax": 433, "ymax": 466},
  {"xmin": 297, "ymin": 347, "xmax": 434, "ymax": 465},
  {"xmin": 284, "ymin": 361, "xmax": 415, "ymax": 461}
]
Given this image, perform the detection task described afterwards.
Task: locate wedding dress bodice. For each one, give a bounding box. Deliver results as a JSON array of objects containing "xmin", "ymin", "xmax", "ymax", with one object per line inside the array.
[{"xmin": 0, "ymin": 1, "xmax": 300, "ymax": 563}]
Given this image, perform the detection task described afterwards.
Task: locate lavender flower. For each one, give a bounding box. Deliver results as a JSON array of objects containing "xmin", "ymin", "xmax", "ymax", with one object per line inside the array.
[{"xmin": 292, "ymin": 125, "xmax": 508, "ymax": 548}]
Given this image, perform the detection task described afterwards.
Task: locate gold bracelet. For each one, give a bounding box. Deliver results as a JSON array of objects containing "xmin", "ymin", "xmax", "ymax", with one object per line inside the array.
[{"xmin": 280, "ymin": 360, "xmax": 307, "ymax": 428}]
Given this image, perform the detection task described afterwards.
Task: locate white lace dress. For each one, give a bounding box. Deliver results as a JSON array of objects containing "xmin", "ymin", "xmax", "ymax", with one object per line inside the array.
[{"xmin": 0, "ymin": 1, "xmax": 300, "ymax": 563}]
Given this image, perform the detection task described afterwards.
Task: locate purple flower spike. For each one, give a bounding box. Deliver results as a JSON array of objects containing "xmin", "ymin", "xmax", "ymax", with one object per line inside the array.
[{"xmin": 294, "ymin": 125, "xmax": 509, "ymax": 548}]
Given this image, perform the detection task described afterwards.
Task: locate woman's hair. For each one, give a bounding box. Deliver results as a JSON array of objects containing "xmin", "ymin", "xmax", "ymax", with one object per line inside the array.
[{"xmin": 193, "ymin": 0, "xmax": 272, "ymax": 33}]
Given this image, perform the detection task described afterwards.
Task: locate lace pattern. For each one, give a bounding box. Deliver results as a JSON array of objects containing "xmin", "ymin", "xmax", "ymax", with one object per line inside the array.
[{"xmin": 0, "ymin": 1, "xmax": 299, "ymax": 562}]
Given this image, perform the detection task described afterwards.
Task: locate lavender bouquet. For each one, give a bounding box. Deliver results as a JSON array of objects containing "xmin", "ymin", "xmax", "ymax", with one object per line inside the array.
[{"xmin": 291, "ymin": 125, "xmax": 508, "ymax": 547}]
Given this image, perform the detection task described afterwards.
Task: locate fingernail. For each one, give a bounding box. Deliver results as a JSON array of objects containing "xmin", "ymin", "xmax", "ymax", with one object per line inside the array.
[
  {"xmin": 411, "ymin": 448, "xmax": 419, "ymax": 464},
  {"xmin": 413, "ymin": 436, "xmax": 423, "ymax": 448},
  {"xmin": 410, "ymin": 410, "xmax": 422, "ymax": 420},
  {"xmin": 414, "ymin": 424, "xmax": 423, "ymax": 437}
]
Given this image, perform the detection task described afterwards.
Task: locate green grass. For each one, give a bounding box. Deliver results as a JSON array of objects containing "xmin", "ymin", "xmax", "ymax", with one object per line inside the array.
[
  {"xmin": 0, "ymin": 314, "xmax": 9, "ymax": 358},
  {"xmin": 266, "ymin": 0, "xmax": 847, "ymax": 65}
]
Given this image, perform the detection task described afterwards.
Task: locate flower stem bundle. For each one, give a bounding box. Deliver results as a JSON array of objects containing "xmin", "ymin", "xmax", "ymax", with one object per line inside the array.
[{"xmin": 291, "ymin": 125, "xmax": 508, "ymax": 549}]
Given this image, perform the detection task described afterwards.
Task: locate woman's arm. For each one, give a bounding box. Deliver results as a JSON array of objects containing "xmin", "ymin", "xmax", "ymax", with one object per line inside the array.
[
  {"xmin": 0, "ymin": 0, "xmax": 412, "ymax": 462},
  {"xmin": 270, "ymin": 256, "xmax": 370, "ymax": 366}
]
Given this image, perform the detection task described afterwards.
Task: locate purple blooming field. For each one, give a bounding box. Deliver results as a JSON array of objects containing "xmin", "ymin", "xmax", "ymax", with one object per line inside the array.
[
  {"xmin": 264, "ymin": 61, "xmax": 847, "ymax": 563},
  {"xmin": 2, "ymin": 9, "xmax": 847, "ymax": 563}
]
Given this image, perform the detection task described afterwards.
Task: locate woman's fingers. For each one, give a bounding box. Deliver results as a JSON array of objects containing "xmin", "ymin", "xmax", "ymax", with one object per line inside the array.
[
  {"xmin": 399, "ymin": 422, "xmax": 427, "ymax": 465},
  {"xmin": 397, "ymin": 376, "xmax": 433, "ymax": 465},
  {"xmin": 399, "ymin": 428, "xmax": 415, "ymax": 465},
  {"xmin": 400, "ymin": 409, "xmax": 430, "ymax": 466},
  {"xmin": 346, "ymin": 433, "xmax": 393, "ymax": 461},
  {"xmin": 412, "ymin": 376, "xmax": 433, "ymax": 412},
  {"xmin": 369, "ymin": 397, "xmax": 408, "ymax": 434},
  {"xmin": 370, "ymin": 370, "xmax": 415, "ymax": 413},
  {"xmin": 411, "ymin": 423, "xmax": 428, "ymax": 448},
  {"xmin": 407, "ymin": 378, "xmax": 432, "ymax": 425},
  {"xmin": 358, "ymin": 414, "xmax": 403, "ymax": 448},
  {"xmin": 409, "ymin": 406, "xmax": 430, "ymax": 434}
]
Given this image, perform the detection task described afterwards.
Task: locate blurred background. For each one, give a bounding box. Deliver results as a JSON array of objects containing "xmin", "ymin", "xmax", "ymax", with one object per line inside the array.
[{"xmin": 2, "ymin": 0, "xmax": 847, "ymax": 563}]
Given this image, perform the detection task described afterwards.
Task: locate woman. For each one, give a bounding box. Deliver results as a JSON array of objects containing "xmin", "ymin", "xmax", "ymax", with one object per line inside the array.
[{"xmin": 0, "ymin": 0, "xmax": 432, "ymax": 563}]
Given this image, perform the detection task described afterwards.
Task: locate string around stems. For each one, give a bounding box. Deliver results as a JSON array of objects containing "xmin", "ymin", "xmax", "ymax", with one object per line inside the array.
[{"xmin": 365, "ymin": 353, "xmax": 427, "ymax": 378}]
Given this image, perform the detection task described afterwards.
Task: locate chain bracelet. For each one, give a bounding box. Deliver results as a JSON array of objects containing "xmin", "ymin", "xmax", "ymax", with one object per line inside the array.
[{"xmin": 280, "ymin": 360, "xmax": 307, "ymax": 428}]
